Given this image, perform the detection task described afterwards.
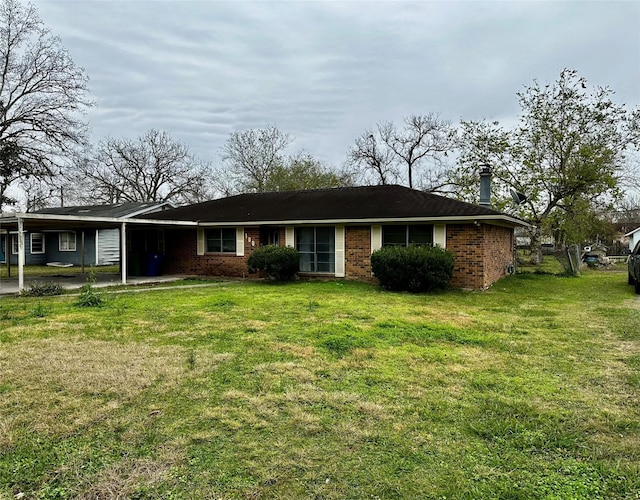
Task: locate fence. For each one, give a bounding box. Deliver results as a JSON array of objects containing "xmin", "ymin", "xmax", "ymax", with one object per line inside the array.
[{"xmin": 551, "ymin": 245, "xmax": 581, "ymax": 276}]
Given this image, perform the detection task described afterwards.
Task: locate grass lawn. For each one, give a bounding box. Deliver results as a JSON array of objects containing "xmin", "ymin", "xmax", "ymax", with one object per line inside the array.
[
  {"xmin": 517, "ymin": 250, "xmax": 568, "ymax": 275},
  {"xmin": 0, "ymin": 268, "xmax": 638, "ymax": 499}
]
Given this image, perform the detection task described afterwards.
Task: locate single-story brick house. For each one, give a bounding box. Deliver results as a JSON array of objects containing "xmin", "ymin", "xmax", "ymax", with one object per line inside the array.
[{"xmin": 144, "ymin": 185, "xmax": 527, "ymax": 289}]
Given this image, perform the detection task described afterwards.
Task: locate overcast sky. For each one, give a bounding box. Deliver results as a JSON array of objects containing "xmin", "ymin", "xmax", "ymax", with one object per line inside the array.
[{"xmin": 31, "ymin": 0, "xmax": 640, "ymax": 168}]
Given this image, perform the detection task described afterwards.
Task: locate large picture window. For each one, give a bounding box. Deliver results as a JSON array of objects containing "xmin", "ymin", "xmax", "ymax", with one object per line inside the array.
[
  {"xmin": 30, "ymin": 233, "xmax": 45, "ymax": 254},
  {"xmin": 382, "ymin": 225, "xmax": 433, "ymax": 247},
  {"xmin": 59, "ymin": 231, "xmax": 77, "ymax": 252},
  {"xmin": 296, "ymin": 227, "xmax": 335, "ymax": 273},
  {"xmin": 206, "ymin": 228, "xmax": 236, "ymax": 253}
]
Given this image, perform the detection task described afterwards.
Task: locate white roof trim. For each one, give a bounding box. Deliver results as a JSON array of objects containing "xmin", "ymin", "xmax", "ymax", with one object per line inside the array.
[
  {"xmin": 1, "ymin": 212, "xmax": 530, "ymax": 229},
  {"xmin": 198, "ymin": 214, "xmax": 530, "ymax": 228},
  {"xmin": 0, "ymin": 213, "xmax": 197, "ymax": 226},
  {"xmin": 624, "ymin": 227, "xmax": 640, "ymax": 237}
]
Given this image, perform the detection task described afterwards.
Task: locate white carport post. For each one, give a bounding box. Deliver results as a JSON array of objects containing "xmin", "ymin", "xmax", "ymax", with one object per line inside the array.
[
  {"xmin": 120, "ymin": 222, "xmax": 127, "ymax": 285},
  {"xmin": 17, "ymin": 217, "xmax": 25, "ymax": 291}
]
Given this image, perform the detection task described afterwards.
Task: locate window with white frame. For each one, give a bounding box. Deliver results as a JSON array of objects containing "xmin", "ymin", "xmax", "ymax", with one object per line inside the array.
[
  {"xmin": 382, "ymin": 225, "xmax": 434, "ymax": 247},
  {"xmin": 11, "ymin": 235, "xmax": 18, "ymax": 254},
  {"xmin": 59, "ymin": 231, "xmax": 77, "ymax": 251},
  {"xmin": 30, "ymin": 233, "xmax": 45, "ymax": 254},
  {"xmin": 205, "ymin": 228, "xmax": 236, "ymax": 253}
]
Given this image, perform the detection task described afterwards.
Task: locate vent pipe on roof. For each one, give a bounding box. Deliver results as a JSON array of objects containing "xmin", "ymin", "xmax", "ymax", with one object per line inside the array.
[{"xmin": 479, "ymin": 164, "xmax": 492, "ymax": 208}]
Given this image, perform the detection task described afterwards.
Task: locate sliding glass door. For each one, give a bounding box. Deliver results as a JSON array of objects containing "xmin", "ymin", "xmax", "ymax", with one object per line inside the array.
[{"xmin": 296, "ymin": 227, "xmax": 335, "ymax": 273}]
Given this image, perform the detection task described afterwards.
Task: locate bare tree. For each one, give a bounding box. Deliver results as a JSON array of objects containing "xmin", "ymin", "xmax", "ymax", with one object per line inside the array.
[
  {"xmin": 220, "ymin": 125, "xmax": 291, "ymax": 193},
  {"xmin": 347, "ymin": 130, "xmax": 399, "ymax": 185},
  {"xmin": 0, "ymin": 140, "xmax": 25, "ymax": 207},
  {"xmin": 19, "ymin": 175, "xmax": 60, "ymax": 211},
  {"xmin": 380, "ymin": 114, "xmax": 456, "ymax": 190},
  {"xmin": 77, "ymin": 130, "xmax": 212, "ymax": 204},
  {"xmin": 347, "ymin": 114, "xmax": 456, "ymax": 190},
  {"xmin": 620, "ymin": 142, "xmax": 640, "ymax": 196},
  {"xmin": 0, "ymin": 0, "xmax": 92, "ymax": 211},
  {"xmin": 617, "ymin": 195, "xmax": 640, "ymax": 223}
]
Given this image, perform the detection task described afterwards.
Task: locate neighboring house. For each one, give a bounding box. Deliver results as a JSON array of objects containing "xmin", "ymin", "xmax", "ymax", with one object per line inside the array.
[
  {"xmin": 1, "ymin": 202, "xmax": 171, "ymax": 267},
  {"xmin": 143, "ymin": 185, "xmax": 527, "ymax": 289},
  {"xmin": 0, "ymin": 232, "xmax": 9, "ymax": 264},
  {"xmin": 626, "ymin": 227, "xmax": 640, "ymax": 253}
]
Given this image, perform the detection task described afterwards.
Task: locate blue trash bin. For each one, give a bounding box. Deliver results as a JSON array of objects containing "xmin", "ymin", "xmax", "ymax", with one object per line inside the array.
[{"xmin": 145, "ymin": 252, "xmax": 163, "ymax": 276}]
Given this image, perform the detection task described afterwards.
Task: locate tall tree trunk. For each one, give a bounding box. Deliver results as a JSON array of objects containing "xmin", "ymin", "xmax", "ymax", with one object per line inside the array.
[{"xmin": 529, "ymin": 226, "xmax": 543, "ymax": 264}]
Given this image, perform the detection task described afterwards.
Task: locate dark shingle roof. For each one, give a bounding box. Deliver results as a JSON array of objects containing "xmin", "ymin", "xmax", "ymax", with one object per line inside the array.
[
  {"xmin": 144, "ymin": 185, "xmax": 510, "ymax": 224},
  {"xmin": 33, "ymin": 202, "xmax": 169, "ymax": 218}
]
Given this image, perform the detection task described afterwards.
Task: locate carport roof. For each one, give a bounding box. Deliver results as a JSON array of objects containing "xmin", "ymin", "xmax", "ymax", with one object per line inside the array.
[
  {"xmin": 0, "ymin": 212, "xmax": 196, "ymax": 232},
  {"xmin": 32, "ymin": 201, "xmax": 172, "ymax": 218},
  {"xmin": 1, "ymin": 200, "xmax": 191, "ymax": 233}
]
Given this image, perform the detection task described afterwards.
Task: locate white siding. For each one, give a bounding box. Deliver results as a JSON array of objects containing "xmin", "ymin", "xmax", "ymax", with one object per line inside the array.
[{"xmin": 97, "ymin": 229, "xmax": 120, "ymax": 265}]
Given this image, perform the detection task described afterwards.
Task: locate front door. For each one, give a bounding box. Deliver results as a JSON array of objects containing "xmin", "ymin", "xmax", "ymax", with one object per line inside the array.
[{"xmin": 259, "ymin": 227, "xmax": 280, "ymax": 246}]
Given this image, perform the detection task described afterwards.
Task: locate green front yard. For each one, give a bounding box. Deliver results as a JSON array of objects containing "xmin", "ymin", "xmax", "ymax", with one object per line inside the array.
[{"xmin": 0, "ymin": 269, "xmax": 638, "ymax": 498}]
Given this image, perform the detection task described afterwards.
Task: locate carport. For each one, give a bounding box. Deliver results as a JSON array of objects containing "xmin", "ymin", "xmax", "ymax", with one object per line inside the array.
[{"xmin": 0, "ymin": 212, "xmax": 196, "ymax": 291}]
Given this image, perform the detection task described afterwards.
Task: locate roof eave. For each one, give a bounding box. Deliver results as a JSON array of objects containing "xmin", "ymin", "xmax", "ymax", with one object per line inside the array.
[
  {"xmin": 0, "ymin": 213, "xmax": 197, "ymax": 226},
  {"xmin": 197, "ymin": 214, "xmax": 531, "ymax": 227},
  {"xmin": 123, "ymin": 202, "xmax": 173, "ymax": 218}
]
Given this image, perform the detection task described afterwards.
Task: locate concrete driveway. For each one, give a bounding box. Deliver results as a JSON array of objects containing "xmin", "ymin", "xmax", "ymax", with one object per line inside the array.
[{"xmin": 0, "ymin": 273, "xmax": 187, "ymax": 296}]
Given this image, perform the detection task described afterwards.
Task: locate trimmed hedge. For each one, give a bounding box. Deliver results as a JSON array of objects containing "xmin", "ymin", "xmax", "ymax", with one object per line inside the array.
[
  {"xmin": 371, "ymin": 245, "xmax": 455, "ymax": 293},
  {"xmin": 247, "ymin": 245, "xmax": 300, "ymax": 282}
]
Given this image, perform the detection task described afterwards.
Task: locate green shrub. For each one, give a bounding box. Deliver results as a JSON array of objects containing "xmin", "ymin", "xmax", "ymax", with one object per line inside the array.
[
  {"xmin": 21, "ymin": 281, "xmax": 64, "ymax": 297},
  {"xmin": 371, "ymin": 245, "xmax": 455, "ymax": 293},
  {"xmin": 247, "ymin": 245, "xmax": 300, "ymax": 281},
  {"xmin": 76, "ymin": 272, "xmax": 104, "ymax": 307}
]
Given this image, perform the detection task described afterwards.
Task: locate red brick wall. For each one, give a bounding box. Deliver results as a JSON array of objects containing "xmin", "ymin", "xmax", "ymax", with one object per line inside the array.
[
  {"xmin": 447, "ymin": 224, "xmax": 485, "ymax": 289},
  {"xmin": 164, "ymin": 224, "xmax": 514, "ymax": 289},
  {"xmin": 163, "ymin": 227, "xmax": 261, "ymax": 278},
  {"xmin": 482, "ymin": 224, "xmax": 515, "ymax": 287},
  {"xmin": 345, "ymin": 226, "xmax": 375, "ymax": 281},
  {"xmin": 447, "ymin": 223, "xmax": 513, "ymax": 289}
]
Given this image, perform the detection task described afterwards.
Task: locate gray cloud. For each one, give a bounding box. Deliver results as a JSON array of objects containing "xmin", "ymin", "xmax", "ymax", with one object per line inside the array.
[{"xmin": 32, "ymin": 0, "xmax": 639, "ymax": 167}]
